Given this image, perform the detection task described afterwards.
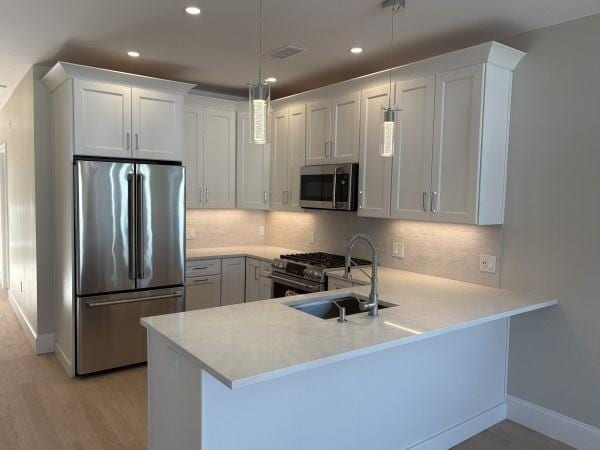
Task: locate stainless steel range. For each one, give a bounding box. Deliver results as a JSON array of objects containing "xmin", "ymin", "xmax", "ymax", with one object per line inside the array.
[{"xmin": 270, "ymin": 252, "xmax": 371, "ymax": 297}]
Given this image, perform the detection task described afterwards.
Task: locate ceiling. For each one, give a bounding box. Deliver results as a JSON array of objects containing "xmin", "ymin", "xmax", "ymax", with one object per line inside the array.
[{"xmin": 1, "ymin": 0, "xmax": 600, "ymax": 106}]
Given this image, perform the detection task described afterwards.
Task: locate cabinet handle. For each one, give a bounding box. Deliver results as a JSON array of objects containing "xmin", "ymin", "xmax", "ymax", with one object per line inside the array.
[
  {"xmin": 190, "ymin": 278, "xmax": 209, "ymax": 284},
  {"xmin": 135, "ymin": 133, "xmax": 139, "ymax": 150},
  {"xmin": 358, "ymin": 190, "xmax": 363, "ymax": 209},
  {"xmin": 324, "ymin": 141, "xmax": 329, "ymax": 158},
  {"xmin": 263, "ymin": 190, "xmax": 268, "ymax": 203},
  {"xmin": 329, "ymin": 140, "xmax": 334, "ymax": 158},
  {"xmin": 126, "ymin": 132, "xmax": 131, "ymax": 150},
  {"xmin": 431, "ymin": 191, "xmax": 438, "ymax": 214},
  {"xmin": 255, "ymin": 266, "xmax": 259, "ymax": 281},
  {"xmin": 422, "ymin": 192, "xmax": 429, "ymax": 212},
  {"xmin": 205, "ymin": 187, "xmax": 209, "ymax": 203}
]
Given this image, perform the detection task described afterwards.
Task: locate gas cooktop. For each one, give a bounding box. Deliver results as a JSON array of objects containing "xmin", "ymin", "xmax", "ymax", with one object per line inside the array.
[{"xmin": 280, "ymin": 252, "xmax": 371, "ymax": 269}]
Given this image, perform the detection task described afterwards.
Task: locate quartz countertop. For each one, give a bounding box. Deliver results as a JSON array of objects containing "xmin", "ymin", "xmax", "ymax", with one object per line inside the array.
[
  {"xmin": 186, "ymin": 245, "xmax": 300, "ymax": 262},
  {"xmin": 142, "ymin": 266, "xmax": 558, "ymax": 390}
]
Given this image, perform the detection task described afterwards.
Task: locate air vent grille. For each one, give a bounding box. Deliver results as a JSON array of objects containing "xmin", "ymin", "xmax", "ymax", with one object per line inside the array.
[{"xmin": 268, "ymin": 45, "xmax": 306, "ymax": 59}]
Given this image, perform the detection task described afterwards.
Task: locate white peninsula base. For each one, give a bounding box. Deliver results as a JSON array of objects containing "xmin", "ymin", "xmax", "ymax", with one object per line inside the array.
[{"xmin": 148, "ymin": 318, "xmax": 510, "ymax": 450}]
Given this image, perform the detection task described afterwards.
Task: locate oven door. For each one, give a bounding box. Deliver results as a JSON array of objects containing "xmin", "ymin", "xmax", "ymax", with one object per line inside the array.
[
  {"xmin": 300, "ymin": 164, "xmax": 358, "ymax": 210},
  {"xmin": 269, "ymin": 272, "xmax": 323, "ymax": 298}
]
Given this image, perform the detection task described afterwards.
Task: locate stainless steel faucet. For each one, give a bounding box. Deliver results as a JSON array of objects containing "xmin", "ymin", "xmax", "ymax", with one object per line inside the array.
[{"xmin": 344, "ymin": 233, "xmax": 380, "ymax": 317}]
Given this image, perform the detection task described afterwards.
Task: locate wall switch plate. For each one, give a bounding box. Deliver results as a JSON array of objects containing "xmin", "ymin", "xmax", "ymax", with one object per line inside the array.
[
  {"xmin": 480, "ymin": 255, "xmax": 497, "ymax": 273},
  {"xmin": 258, "ymin": 225, "xmax": 265, "ymax": 236},
  {"xmin": 392, "ymin": 241, "xmax": 405, "ymax": 258},
  {"xmin": 186, "ymin": 226, "xmax": 197, "ymax": 240}
]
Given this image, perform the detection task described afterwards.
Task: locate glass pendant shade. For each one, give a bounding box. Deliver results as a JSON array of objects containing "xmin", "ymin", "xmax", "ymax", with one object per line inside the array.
[
  {"xmin": 380, "ymin": 108, "xmax": 396, "ymax": 157},
  {"xmin": 249, "ymin": 82, "xmax": 270, "ymax": 144}
]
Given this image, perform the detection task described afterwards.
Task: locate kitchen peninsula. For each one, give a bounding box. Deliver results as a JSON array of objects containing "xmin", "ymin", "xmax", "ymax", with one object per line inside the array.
[{"xmin": 142, "ymin": 269, "xmax": 557, "ymax": 450}]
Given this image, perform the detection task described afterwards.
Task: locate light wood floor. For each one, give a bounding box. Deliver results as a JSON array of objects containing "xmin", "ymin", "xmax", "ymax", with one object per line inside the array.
[{"xmin": 0, "ymin": 290, "xmax": 572, "ymax": 450}]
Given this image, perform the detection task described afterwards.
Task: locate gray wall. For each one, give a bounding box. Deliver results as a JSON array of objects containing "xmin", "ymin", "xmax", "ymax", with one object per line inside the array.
[{"xmin": 501, "ymin": 14, "xmax": 600, "ymax": 427}]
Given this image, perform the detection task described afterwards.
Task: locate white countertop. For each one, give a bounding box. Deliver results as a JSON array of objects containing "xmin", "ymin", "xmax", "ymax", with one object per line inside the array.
[
  {"xmin": 186, "ymin": 245, "xmax": 301, "ymax": 262},
  {"xmin": 142, "ymin": 267, "xmax": 557, "ymax": 390}
]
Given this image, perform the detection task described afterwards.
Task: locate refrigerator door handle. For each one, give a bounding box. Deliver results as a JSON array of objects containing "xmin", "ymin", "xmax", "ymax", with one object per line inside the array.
[
  {"xmin": 127, "ymin": 174, "xmax": 136, "ymax": 280},
  {"xmin": 86, "ymin": 292, "xmax": 184, "ymax": 308},
  {"xmin": 136, "ymin": 173, "xmax": 145, "ymax": 279}
]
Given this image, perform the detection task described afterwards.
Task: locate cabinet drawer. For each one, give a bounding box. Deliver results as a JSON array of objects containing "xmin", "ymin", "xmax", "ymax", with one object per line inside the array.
[
  {"xmin": 260, "ymin": 261, "xmax": 272, "ymax": 277},
  {"xmin": 327, "ymin": 277, "xmax": 353, "ymax": 290},
  {"xmin": 186, "ymin": 258, "xmax": 221, "ymax": 277},
  {"xmin": 185, "ymin": 275, "xmax": 221, "ymax": 311}
]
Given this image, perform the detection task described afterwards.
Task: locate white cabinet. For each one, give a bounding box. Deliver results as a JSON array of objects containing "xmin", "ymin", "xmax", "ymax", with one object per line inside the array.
[
  {"xmin": 74, "ymin": 80, "xmax": 132, "ymax": 158},
  {"xmin": 359, "ymin": 64, "xmax": 513, "ymax": 225},
  {"xmin": 132, "ymin": 88, "xmax": 183, "ymax": 161},
  {"xmin": 391, "ymin": 76, "xmax": 435, "ymax": 221},
  {"xmin": 221, "ymin": 257, "xmax": 245, "ymax": 306},
  {"xmin": 270, "ymin": 105, "xmax": 306, "ymax": 210},
  {"xmin": 185, "ymin": 275, "xmax": 221, "ymax": 311},
  {"xmin": 237, "ymin": 112, "xmax": 270, "ymax": 210},
  {"xmin": 358, "ymin": 85, "xmax": 393, "ymax": 218},
  {"xmin": 259, "ymin": 277, "xmax": 272, "ymax": 300},
  {"xmin": 73, "ymin": 80, "xmax": 183, "ymax": 160},
  {"xmin": 327, "ymin": 277, "xmax": 353, "ymax": 290},
  {"xmin": 245, "ymin": 258, "xmax": 261, "ymax": 302},
  {"xmin": 184, "ymin": 106, "xmax": 236, "ymax": 209},
  {"xmin": 306, "ymin": 92, "xmax": 360, "ymax": 165}
]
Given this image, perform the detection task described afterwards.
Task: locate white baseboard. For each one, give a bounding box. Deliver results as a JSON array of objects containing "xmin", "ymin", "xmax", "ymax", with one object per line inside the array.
[
  {"xmin": 409, "ymin": 403, "xmax": 507, "ymax": 450},
  {"xmin": 508, "ymin": 395, "xmax": 600, "ymax": 450},
  {"xmin": 54, "ymin": 342, "xmax": 75, "ymax": 378},
  {"xmin": 7, "ymin": 289, "xmax": 54, "ymax": 354}
]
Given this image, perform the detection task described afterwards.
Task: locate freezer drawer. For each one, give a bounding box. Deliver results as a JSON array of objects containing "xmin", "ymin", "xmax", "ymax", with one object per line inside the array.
[{"xmin": 77, "ymin": 288, "xmax": 184, "ymax": 375}]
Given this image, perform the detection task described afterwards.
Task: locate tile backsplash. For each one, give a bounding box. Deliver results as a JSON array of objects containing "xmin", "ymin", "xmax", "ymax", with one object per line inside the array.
[
  {"xmin": 186, "ymin": 210, "xmax": 267, "ymax": 248},
  {"xmin": 265, "ymin": 210, "xmax": 502, "ymax": 287}
]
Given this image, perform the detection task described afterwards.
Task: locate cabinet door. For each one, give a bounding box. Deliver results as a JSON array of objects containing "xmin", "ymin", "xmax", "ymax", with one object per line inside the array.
[
  {"xmin": 431, "ymin": 65, "xmax": 483, "ymax": 224},
  {"xmin": 287, "ymin": 105, "xmax": 307, "ymax": 210},
  {"xmin": 306, "ymin": 101, "xmax": 331, "ymax": 165},
  {"xmin": 132, "ymin": 89, "xmax": 183, "ymax": 161},
  {"xmin": 237, "ymin": 112, "xmax": 270, "ymax": 210},
  {"xmin": 221, "ymin": 257, "xmax": 245, "ymax": 306},
  {"xmin": 391, "ymin": 77, "xmax": 435, "ymax": 221},
  {"xmin": 245, "ymin": 258, "xmax": 261, "ymax": 302},
  {"xmin": 184, "ymin": 111, "xmax": 203, "ymax": 208},
  {"xmin": 331, "ymin": 92, "xmax": 360, "ymax": 163},
  {"xmin": 202, "ymin": 109, "xmax": 236, "ymax": 209},
  {"xmin": 259, "ymin": 277, "xmax": 273, "ymax": 300},
  {"xmin": 185, "ymin": 275, "xmax": 221, "ymax": 311},
  {"xmin": 270, "ymin": 108, "xmax": 289, "ymax": 209},
  {"xmin": 73, "ymin": 80, "xmax": 132, "ymax": 158},
  {"xmin": 358, "ymin": 85, "xmax": 393, "ymax": 218}
]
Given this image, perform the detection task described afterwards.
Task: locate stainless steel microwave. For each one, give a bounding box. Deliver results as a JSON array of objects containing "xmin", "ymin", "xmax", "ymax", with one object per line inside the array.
[{"xmin": 299, "ymin": 163, "xmax": 359, "ymax": 211}]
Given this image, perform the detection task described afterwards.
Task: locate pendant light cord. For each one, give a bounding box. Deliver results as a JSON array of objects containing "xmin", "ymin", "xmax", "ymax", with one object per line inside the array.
[
  {"xmin": 388, "ymin": 3, "xmax": 397, "ymax": 109},
  {"xmin": 258, "ymin": 0, "xmax": 263, "ymax": 83}
]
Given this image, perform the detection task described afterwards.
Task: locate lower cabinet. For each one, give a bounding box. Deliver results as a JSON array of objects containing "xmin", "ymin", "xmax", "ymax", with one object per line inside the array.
[
  {"xmin": 327, "ymin": 277, "xmax": 353, "ymax": 290},
  {"xmin": 221, "ymin": 257, "xmax": 246, "ymax": 306},
  {"xmin": 185, "ymin": 275, "xmax": 221, "ymax": 311},
  {"xmin": 245, "ymin": 258, "xmax": 274, "ymax": 302}
]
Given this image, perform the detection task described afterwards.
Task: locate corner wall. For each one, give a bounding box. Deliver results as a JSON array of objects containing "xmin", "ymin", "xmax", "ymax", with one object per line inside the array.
[{"xmin": 501, "ymin": 13, "xmax": 600, "ymax": 429}]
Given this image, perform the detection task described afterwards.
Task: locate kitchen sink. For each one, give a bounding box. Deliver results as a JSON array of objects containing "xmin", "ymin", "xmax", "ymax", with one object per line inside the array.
[{"xmin": 287, "ymin": 294, "xmax": 396, "ymax": 320}]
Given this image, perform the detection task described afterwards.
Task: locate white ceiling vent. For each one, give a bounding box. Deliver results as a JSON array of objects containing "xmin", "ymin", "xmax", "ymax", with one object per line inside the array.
[{"xmin": 268, "ymin": 45, "xmax": 306, "ymax": 59}]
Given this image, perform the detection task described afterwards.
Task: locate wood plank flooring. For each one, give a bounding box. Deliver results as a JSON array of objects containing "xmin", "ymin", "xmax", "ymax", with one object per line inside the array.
[{"xmin": 0, "ymin": 290, "xmax": 572, "ymax": 450}]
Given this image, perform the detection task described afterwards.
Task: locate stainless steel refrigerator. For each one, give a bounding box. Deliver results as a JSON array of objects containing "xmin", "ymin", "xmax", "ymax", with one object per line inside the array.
[{"xmin": 74, "ymin": 159, "xmax": 185, "ymax": 375}]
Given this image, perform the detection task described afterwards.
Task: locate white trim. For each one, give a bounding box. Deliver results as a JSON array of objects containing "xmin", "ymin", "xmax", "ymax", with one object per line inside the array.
[
  {"xmin": 7, "ymin": 290, "xmax": 55, "ymax": 354},
  {"xmin": 409, "ymin": 403, "xmax": 507, "ymax": 450},
  {"xmin": 508, "ymin": 395, "xmax": 600, "ymax": 450},
  {"xmin": 54, "ymin": 342, "xmax": 75, "ymax": 378}
]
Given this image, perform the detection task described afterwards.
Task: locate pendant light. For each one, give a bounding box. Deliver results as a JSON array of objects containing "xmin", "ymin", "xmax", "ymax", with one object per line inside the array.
[
  {"xmin": 380, "ymin": 0, "xmax": 404, "ymax": 158},
  {"xmin": 249, "ymin": 0, "xmax": 270, "ymax": 144}
]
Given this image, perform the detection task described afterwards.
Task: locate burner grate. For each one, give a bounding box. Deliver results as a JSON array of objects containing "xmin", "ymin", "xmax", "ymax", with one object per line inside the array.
[{"xmin": 280, "ymin": 252, "xmax": 371, "ymax": 269}]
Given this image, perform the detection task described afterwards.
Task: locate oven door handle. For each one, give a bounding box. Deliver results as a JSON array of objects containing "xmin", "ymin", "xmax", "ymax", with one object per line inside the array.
[
  {"xmin": 332, "ymin": 166, "xmax": 338, "ymax": 209},
  {"xmin": 268, "ymin": 274, "xmax": 322, "ymax": 292}
]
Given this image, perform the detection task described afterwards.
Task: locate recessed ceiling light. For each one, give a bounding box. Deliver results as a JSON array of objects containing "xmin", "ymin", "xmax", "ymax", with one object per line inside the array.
[
  {"xmin": 265, "ymin": 77, "xmax": 277, "ymax": 83},
  {"xmin": 127, "ymin": 50, "xmax": 140, "ymax": 58},
  {"xmin": 185, "ymin": 6, "xmax": 201, "ymax": 15},
  {"xmin": 350, "ymin": 47, "xmax": 363, "ymax": 54}
]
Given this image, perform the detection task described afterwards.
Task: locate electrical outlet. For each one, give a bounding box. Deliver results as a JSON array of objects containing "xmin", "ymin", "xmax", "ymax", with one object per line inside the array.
[
  {"xmin": 258, "ymin": 225, "xmax": 265, "ymax": 236},
  {"xmin": 392, "ymin": 241, "xmax": 405, "ymax": 258},
  {"xmin": 186, "ymin": 226, "xmax": 197, "ymax": 240},
  {"xmin": 480, "ymin": 255, "xmax": 497, "ymax": 273},
  {"xmin": 309, "ymin": 231, "xmax": 316, "ymax": 244}
]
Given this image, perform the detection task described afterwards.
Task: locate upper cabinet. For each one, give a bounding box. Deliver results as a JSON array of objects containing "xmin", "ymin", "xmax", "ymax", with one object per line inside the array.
[
  {"xmin": 306, "ymin": 92, "xmax": 360, "ymax": 165},
  {"xmin": 184, "ymin": 99, "xmax": 236, "ymax": 209},
  {"xmin": 237, "ymin": 111, "xmax": 270, "ymax": 210},
  {"xmin": 270, "ymin": 105, "xmax": 306, "ymax": 210},
  {"xmin": 43, "ymin": 62, "xmax": 194, "ymax": 161},
  {"xmin": 131, "ymin": 88, "xmax": 183, "ymax": 161}
]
